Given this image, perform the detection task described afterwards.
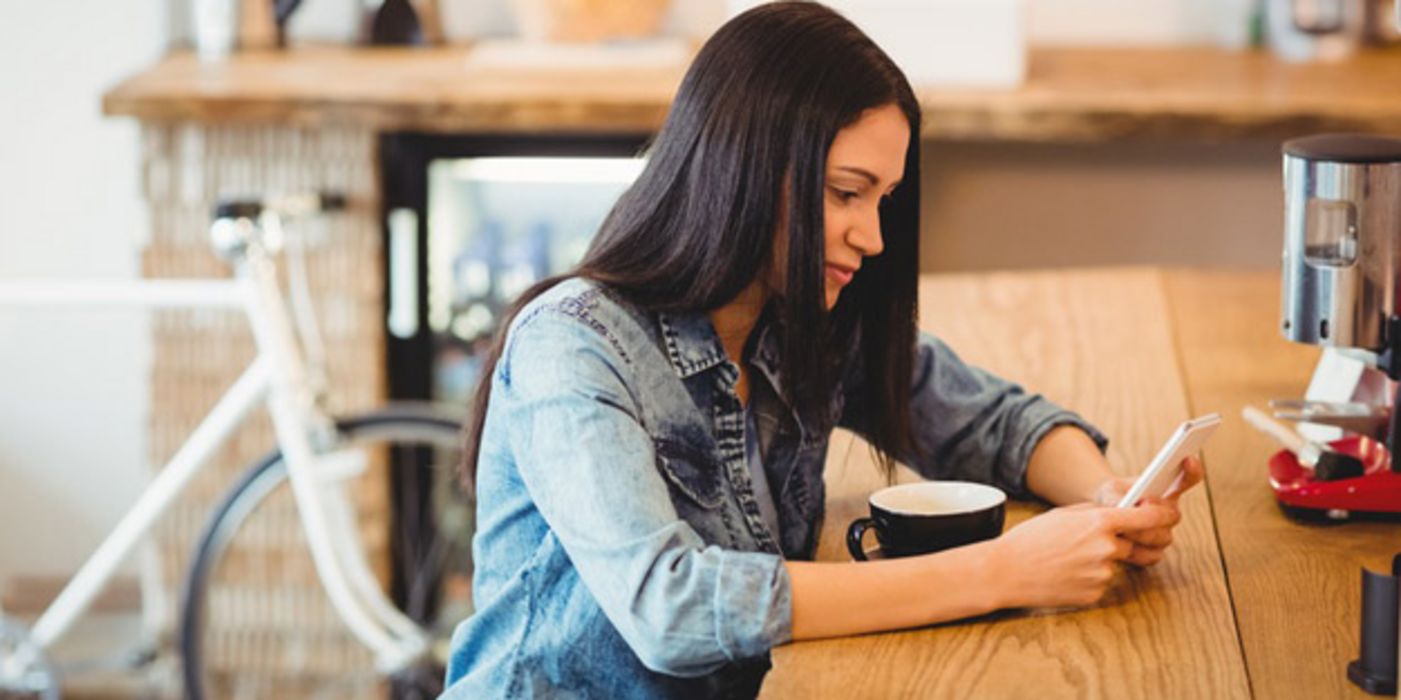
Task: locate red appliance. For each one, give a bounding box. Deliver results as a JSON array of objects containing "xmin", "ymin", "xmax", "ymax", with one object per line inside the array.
[{"xmin": 1269, "ymin": 436, "xmax": 1401, "ymax": 519}]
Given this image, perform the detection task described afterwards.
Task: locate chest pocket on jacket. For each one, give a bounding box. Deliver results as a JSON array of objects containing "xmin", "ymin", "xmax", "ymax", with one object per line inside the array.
[{"xmin": 653, "ymin": 437, "xmax": 724, "ymax": 509}]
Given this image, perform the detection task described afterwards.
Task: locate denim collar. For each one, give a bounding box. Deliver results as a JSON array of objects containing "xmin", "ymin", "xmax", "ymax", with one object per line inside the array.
[
  {"xmin": 746, "ymin": 315, "xmax": 784, "ymax": 400},
  {"xmin": 656, "ymin": 306, "xmax": 790, "ymax": 406},
  {"xmin": 656, "ymin": 310, "xmax": 730, "ymax": 379}
]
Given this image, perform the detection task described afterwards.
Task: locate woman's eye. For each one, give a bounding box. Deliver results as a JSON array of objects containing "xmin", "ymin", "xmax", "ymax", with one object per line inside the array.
[{"xmin": 833, "ymin": 188, "xmax": 860, "ymax": 202}]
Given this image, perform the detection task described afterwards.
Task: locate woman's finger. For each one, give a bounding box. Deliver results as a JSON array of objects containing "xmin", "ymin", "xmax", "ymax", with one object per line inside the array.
[
  {"xmin": 1093, "ymin": 477, "xmax": 1135, "ymax": 507},
  {"xmin": 1164, "ymin": 456, "xmax": 1205, "ymax": 501},
  {"xmin": 1124, "ymin": 527, "xmax": 1173, "ymax": 549},
  {"xmin": 1125, "ymin": 544, "xmax": 1166, "ymax": 568}
]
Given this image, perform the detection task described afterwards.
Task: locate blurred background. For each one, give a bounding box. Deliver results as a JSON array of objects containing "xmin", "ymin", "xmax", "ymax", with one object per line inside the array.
[{"xmin": 2, "ymin": 0, "xmax": 1398, "ymax": 696}]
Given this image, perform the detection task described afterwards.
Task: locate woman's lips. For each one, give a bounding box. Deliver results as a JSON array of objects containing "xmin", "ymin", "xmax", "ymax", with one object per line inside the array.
[{"xmin": 825, "ymin": 264, "xmax": 856, "ymax": 287}]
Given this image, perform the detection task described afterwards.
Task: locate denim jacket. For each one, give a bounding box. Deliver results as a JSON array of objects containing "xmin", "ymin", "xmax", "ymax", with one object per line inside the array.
[{"xmin": 442, "ymin": 278, "xmax": 1106, "ymax": 699}]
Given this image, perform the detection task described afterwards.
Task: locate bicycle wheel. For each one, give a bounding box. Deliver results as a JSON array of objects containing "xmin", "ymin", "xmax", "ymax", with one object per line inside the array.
[{"xmin": 179, "ymin": 405, "xmax": 471, "ymax": 700}]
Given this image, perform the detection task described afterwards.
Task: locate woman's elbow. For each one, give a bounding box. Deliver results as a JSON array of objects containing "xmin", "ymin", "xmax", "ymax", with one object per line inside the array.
[
  {"xmin": 623, "ymin": 621, "xmax": 729, "ymax": 678},
  {"xmin": 604, "ymin": 537, "xmax": 783, "ymax": 677}
]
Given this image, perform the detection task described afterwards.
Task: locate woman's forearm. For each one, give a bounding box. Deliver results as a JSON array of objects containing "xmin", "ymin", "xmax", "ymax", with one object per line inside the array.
[
  {"xmin": 785, "ymin": 540, "xmax": 1003, "ymax": 641},
  {"xmin": 783, "ymin": 428, "xmax": 1122, "ymax": 642},
  {"xmin": 1024, "ymin": 425, "xmax": 1116, "ymax": 506}
]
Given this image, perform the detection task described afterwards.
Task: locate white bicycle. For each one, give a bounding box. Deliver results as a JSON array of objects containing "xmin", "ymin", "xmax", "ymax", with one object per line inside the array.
[{"xmin": 0, "ymin": 194, "xmax": 471, "ymax": 699}]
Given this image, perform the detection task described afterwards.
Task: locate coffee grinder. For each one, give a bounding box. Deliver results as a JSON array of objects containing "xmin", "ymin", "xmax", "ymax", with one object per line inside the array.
[{"xmin": 1272, "ymin": 133, "xmax": 1401, "ymax": 519}]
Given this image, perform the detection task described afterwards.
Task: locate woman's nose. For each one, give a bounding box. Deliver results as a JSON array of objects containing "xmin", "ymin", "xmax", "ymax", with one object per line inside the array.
[{"xmin": 849, "ymin": 212, "xmax": 884, "ymax": 257}]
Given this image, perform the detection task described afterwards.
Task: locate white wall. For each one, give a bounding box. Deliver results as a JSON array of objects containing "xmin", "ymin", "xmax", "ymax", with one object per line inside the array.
[
  {"xmin": 0, "ymin": 2, "xmax": 166, "ymax": 585},
  {"xmin": 1025, "ymin": 0, "xmax": 1240, "ymax": 46},
  {"xmin": 411, "ymin": 0, "xmax": 1238, "ymax": 45},
  {"xmin": 274, "ymin": 0, "xmax": 1235, "ymax": 46},
  {"xmin": 171, "ymin": 0, "xmax": 734, "ymax": 44}
]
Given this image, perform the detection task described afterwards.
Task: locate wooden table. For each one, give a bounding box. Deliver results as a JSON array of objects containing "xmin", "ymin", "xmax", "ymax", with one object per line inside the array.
[
  {"xmin": 762, "ymin": 268, "xmax": 1399, "ymax": 699},
  {"xmin": 103, "ymin": 46, "xmax": 1401, "ymax": 140}
]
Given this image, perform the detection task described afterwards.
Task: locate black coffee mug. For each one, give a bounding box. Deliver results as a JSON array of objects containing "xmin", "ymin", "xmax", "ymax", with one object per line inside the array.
[{"xmin": 846, "ymin": 481, "xmax": 1006, "ymax": 560}]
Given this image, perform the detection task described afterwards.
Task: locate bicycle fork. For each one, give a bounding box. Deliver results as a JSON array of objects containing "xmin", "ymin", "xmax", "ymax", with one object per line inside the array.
[{"xmin": 236, "ymin": 244, "xmax": 430, "ymax": 673}]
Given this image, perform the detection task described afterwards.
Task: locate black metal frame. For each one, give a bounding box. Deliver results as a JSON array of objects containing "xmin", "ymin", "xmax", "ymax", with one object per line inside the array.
[{"xmin": 1377, "ymin": 315, "xmax": 1401, "ymax": 472}]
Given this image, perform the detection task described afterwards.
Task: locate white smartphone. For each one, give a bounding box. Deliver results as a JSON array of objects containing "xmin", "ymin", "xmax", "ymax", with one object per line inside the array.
[{"xmin": 1116, "ymin": 413, "xmax": 1221, "ymax": 508}]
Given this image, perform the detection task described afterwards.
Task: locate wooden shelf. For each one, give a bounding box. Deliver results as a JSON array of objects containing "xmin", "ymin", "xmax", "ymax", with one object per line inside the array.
[{"xmin": 103, "ymin": 44, "xmax": 1401, "ymax": 141}]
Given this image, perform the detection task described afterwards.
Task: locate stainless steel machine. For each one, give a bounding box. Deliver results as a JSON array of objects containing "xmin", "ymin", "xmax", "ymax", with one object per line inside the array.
[
  {"xmin": 1281, "ymin": 134, "xmax": 1401, "ymax": 359},
  {"xmin": 1273, "ymin": 133, "xmax": 1401, "ymax": 518},
  {"xmin": 1275, "ymin": 133, "xmax": 1401, "ymax": 696}
]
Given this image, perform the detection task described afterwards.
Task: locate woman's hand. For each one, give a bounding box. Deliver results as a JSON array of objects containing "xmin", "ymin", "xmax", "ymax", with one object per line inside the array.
[
  {"xmin": 987, "ymin": 502, "xmax": 1179, "ymax": 609},
  {"xmin": 785, "ymin": 460, "xmax": 1199, "ymax": 638},
  {"xmin": 1090, "ymin": 456, "xmax": 1204, "ymax": 567}
]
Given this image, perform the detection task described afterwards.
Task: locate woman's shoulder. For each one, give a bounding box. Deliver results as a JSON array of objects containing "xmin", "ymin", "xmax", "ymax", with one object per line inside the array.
[
  {"xmin": 519, "ymin": 277, "xmax": 610, "ymax": 316},
  {"xmin": 507, "ymin": 277, "xmax": 655, "ymax": 367}
]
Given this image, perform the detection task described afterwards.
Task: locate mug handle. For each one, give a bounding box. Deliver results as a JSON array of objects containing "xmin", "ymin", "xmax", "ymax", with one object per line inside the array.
[{"xmin": 846, "ymin": 517, "xmax": 874, "ymax": 561}]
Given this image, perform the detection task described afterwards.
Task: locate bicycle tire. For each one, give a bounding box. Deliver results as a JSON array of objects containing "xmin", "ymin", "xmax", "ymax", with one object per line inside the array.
[{"xmin": 179, "ymin": 405, "xmax": 469, "ymax": 700}]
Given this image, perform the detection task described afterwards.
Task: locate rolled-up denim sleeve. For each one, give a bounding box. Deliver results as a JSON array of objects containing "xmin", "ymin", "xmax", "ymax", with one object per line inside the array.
[
  {"xmin": 841, "ymin": 331, "xmax": 1108, "ymax": 499},
  {"xmin": 497, "ymin": 309, "xmax": 792, "ymax": 677}
]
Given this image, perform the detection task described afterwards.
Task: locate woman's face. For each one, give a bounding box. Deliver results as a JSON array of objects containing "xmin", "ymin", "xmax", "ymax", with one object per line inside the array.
[{"xmin": 819, "ymin": 102, "xmax": 909, "ymax": 308}]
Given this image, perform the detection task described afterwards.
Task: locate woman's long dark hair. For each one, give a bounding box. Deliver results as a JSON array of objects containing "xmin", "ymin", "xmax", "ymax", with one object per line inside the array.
[{"xmin": 462, "ymin": 1, "xmax": 922, "ymax": 486}]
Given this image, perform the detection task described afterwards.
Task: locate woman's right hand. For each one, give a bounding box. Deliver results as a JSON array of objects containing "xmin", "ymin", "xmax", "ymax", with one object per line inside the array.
[{"xmin": 986, "ymin": 503, "xmax": 1180, "ymax": 609}]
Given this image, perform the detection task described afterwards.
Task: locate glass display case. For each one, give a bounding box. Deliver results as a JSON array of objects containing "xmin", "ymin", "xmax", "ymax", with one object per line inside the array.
[
  {"xmin": 425, "ymin": 155, "xmax": 646, "ymax": 403},
  {"xmin": 378, "ymin": 133, "xmax": 648, "ymax": 628}
]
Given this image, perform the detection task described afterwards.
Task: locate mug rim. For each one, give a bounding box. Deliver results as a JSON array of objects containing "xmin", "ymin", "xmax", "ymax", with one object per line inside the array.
[{"xmin": 868, "ymin": 481, "xmax": 1006, "ymax": 517}]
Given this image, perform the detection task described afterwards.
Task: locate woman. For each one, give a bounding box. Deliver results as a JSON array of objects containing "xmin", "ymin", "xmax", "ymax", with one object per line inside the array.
[{"xmin": 442, "ymin": 3, "xmax": 1200, "ymax": 697}]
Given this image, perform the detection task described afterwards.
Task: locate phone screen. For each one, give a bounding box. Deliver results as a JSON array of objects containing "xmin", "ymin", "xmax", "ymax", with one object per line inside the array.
[{"xmin": 1117, "ymin": 413, "xmax": 1220, "ymax": 508}]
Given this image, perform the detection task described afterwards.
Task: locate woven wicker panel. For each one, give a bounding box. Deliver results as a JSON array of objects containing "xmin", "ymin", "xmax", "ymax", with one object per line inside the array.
[{"xmin": 140, "ymin": 122, "xmax": 386, "ymax": 697}]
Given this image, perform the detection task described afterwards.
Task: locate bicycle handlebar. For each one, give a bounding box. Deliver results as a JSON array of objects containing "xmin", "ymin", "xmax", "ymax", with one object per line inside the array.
[{"xmin": 213, "ymin": 192, "xmax": 347, "ymax": 222}]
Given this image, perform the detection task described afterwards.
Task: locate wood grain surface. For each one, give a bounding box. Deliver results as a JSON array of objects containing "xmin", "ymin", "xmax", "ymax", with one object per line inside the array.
[
  {"xmin": 103, "ymin": 45, "xmax": 684, "ymax": 135},
  {"xmin": 919, "ymin": 47, "xmax": 1401, "ymax": 142},
  {"xmin": 762, "ymin": 269, "xmax": 1250, "ymax": 699},
  {"xmin": 103, "ymin": 46, "xmax": 1401, "ymax": 140},
  {"xmin": 1163, "ymin": 269, "xmax": 1400, "ymax": 700}
]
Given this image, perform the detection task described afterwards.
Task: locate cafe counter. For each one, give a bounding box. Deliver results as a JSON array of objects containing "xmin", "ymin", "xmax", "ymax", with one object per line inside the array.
[
  {"xmin": 104, "ymin": 45, "xmax": 1401, "ymax": 142},
  {"xmin": 762, "ymin": 268, "xmax": 1397, "ymax": 699}
]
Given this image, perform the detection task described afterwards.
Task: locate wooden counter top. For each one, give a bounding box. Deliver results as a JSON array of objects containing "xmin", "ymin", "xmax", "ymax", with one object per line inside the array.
[
  {"xmin": 103, "ymin": 45, "xmax": 1401, "ymax": 141},
  {"xmin": 1164, "ymin": 270, "xmax": 1397, "ymax": 698},
  {"xmin": 761, "ymin": 268, "xmax": 1395, "ymax": 698}
]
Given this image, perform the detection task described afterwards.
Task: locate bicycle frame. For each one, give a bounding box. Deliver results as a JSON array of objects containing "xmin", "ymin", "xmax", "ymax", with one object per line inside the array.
[{"xmin": 0, "ymin": 242, "xmax": 426, "ymax": 672}]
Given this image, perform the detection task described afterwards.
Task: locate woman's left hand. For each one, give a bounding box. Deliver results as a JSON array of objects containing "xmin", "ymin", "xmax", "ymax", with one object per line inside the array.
[{"xmin": 1090, "ymin": 456, "xmax": 1204, "ymax": 567}]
